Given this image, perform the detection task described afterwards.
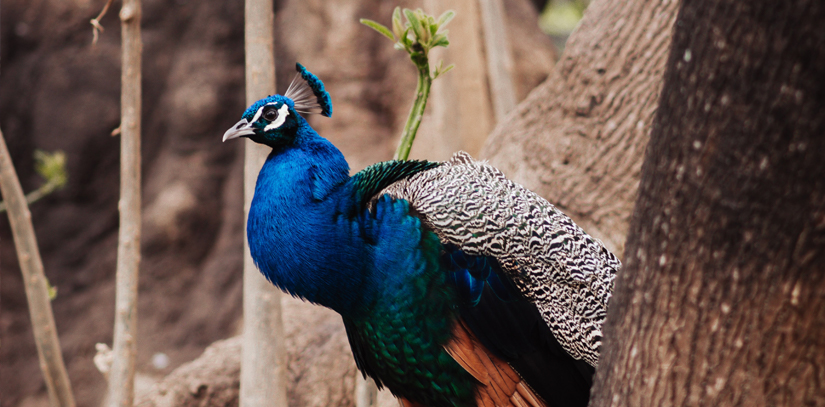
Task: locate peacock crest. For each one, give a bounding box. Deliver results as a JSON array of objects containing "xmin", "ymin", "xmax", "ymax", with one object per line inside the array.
[{"xmin": 284, "ymin": 63, "xmax": 332, "ymax": 117}]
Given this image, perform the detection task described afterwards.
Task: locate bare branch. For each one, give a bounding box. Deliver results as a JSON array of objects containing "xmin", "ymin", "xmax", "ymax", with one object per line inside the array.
[
  {"xmin": 107, "ymin": 0, "xmax": 142, "ymax": 406},
  {"xmin": 90, "ymin": 0, "xmax": 116, "ymax": 45},
  {"xmin": 0, "ymin": 127, "xmax": 76, "ymax": 406}
]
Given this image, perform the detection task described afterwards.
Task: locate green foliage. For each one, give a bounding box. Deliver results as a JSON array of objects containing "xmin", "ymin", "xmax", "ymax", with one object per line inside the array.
[
  {"xmin": 34, "ymin": 150, "xmax": 68, "ymax": 189},
  {"xmin": 46, "ymin": 276, "xmax": 58, "ymax": 300},
  {"xmin": 0, "ymin": 150, "xmax": 68, "ymax": 213},
  {"xmin": 361, "ymin": 8, "xmax": 456, "ymax": 160},
  {"xmin": 539, "ymin": 0, "xmax": 589, "ymax": 37},
  {"xmin": 360, "ymin": 8, "xmax": 455, "ymax": 81},
  {"xmin": 361, "ymin": 19, "xmax": 395, "ymax": 42}
]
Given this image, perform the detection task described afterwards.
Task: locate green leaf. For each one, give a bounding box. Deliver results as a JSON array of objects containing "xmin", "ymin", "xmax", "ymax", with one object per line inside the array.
[
  {"xmin": 401, "ymin": 27, "xmax": 413, "ymax": 50},
  {"xmin": 45, "ymin": 277, "xmax": 58, "ymax": 300},
  {"xmin": 428, "ymin": 16, "xmax": 438, "ymax": 36},
  {"xmin": 432, "ymin": 33, "xmax": 450, "ymax": 48},
  {"xmin": 439, "ymin": 63, "xmax": 455, "ymax": 77},
  {"xmin": 34, "ymin": 150, "xmax": 67, "ymax": 188},
  {"xmin": 404, "ymin": 8, "xmax": 423, "ymax": 41},
  {"xmin": 432, "ymin": 61, "xmax": 443, "ymax": 79},
  {"xmin": 419, "ymin": 22, "xmax": 431, "ymax": 44},
  {"xmin": 420, "ymin": 15, "xmax": 433, "ymax": 44},
  {"xmin": 360, "ymin": 19, "xmax": 395, "ymax": 42},
  {"xmin": 392, "ymin": 7, "xmax": 404, "ymax": 39},
  {"xmin": 437, "ymin": 10, "xmax": 455, "ymax": 28}
]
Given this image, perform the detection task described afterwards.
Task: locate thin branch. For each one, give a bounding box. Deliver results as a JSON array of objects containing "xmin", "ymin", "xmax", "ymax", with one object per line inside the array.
[
  {"xmin": 0, "ymin": 178, "xmax": 63, "ymax": 213},
  {"xmin": 0, "ymin": 127, "xmax": 76, "ymax": 407},
  {"xmin": 0, "ymin": 150, "xmax": 68, "ymax": 213},
  {"xmin": 90, "ymin": 0, "xmax": 116, "ymax": 45},
  {"xmin": 107, "ymin": 0, "xmax": 142, "ymax": 406}
]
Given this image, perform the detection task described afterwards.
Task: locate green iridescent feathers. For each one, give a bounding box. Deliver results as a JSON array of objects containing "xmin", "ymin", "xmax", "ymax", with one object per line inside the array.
[{"xmin": 352, "ymin": 160, "xmax": 441, "ymax": 208}]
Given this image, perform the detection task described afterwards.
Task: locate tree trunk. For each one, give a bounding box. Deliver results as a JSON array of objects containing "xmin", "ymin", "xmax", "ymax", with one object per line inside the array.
[
  {"xmin": 240, "ymin": 0, "xmax": 288, "ymax": 406},
  {"xmin": 482, "ymin": 0, "xmax": 679, "ymax": 253},
  {"xmin": 592, "ymin": 0, "xmax": 825, "ymax": 405}
]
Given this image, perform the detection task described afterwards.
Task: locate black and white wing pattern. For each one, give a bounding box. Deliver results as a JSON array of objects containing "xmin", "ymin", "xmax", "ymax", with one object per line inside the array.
[{"xmin": 380, "ymin": 151, "xmax": 620, "ymax": 367}]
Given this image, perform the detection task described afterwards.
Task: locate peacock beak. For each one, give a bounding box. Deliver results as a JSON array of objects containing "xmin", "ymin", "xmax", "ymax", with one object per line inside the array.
[{"xmin": 223, "ymin": 119, "xmax": 255, "ymax": 142}]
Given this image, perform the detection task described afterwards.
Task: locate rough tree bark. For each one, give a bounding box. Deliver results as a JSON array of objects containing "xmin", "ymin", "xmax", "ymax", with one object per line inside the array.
[
  {"xmin": 241, "ymin": 0, "xmax": 288, "ymax": 406},
  {"xmin": 109, "ymin": 0, "xmax": 142, "ymax": 406},
  {"xmin": 592, "ymin": 0, "xmax": 825, "ymax": 405},
  {"xmin": 482, "ymin": 0, "xmax": 680, "ymax": 253}
]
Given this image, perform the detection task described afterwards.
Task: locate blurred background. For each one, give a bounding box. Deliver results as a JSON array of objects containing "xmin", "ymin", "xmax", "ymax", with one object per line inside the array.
[{"xmin": 0, "ymin": 0, "xmax": 582, "ymax": 405}]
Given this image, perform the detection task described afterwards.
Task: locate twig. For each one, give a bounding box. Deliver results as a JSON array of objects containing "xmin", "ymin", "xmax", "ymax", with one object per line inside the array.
[
  {"xmin": 0, "ymin": 178, "xmax": 63, "ymax": 213},
  {"xmin": 90, "ymin": 0, "xmax": 116, "ymax": 45},
  {"xmin": 0, "ymin": 150, "xmax": 68, "ymax": 213},
  {"xmin": 0, "ymin": 127, "xmax": 76, "ymax": 407},
  {"xmin": 107, "ymin": 0, "xmax": 142, "ymax": 406}
]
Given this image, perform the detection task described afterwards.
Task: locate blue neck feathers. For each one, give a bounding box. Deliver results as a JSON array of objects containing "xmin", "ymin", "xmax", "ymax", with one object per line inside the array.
[{"xmin": 246, "ymin": 117, "xmax": 375, "ymax": 315}]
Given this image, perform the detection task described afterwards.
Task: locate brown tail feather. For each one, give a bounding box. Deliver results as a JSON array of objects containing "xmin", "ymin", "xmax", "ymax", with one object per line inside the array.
[
  {"xmin": 398, "ymin": 399, "xmax": 426, "ymax": 407},
  {"xmin": 443, "ymin": 321, "xmax": 546, "ymax": 407}
]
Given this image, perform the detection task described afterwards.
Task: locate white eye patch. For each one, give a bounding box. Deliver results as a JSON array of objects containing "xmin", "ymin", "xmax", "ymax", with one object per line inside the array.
[
  {"xmin": 253, "ymin": 103, "xmax": 290, "ymax": 131},
  {"xmin": 249, "ymin": 104, "xmax": 267, "ymax": 124}
]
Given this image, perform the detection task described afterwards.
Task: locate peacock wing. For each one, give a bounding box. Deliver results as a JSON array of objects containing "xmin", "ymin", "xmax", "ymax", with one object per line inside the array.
[
  {"xmin": 380, "ymin": 151, "xmax": 621, "ymax": 368},
  {"xmin": 440, "ymin": 245, "xmax": 594, "ymax": 406}
]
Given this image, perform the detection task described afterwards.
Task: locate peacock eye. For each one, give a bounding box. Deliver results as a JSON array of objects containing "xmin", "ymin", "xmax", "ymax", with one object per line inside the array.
[{"xmin": 262, "ymin": 106, "xmax": 279, "ymax": 122}]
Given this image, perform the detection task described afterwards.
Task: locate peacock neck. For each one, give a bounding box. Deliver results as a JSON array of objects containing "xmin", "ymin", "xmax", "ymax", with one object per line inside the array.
[{"xmin": 247, "ymin": 125, "xmax": 377, "ymax": 315}]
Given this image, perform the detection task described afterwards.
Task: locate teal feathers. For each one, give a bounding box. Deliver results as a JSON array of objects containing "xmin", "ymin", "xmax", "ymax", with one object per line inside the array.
[{"xmin": 352, "ymin": 160, "xmax": 441, "ymax": 208}]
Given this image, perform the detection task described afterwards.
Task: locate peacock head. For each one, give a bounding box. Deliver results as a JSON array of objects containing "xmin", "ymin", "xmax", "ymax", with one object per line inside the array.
[{"xmin": 223, "ymin": 63, "xmax": 332, "ymax": 148}]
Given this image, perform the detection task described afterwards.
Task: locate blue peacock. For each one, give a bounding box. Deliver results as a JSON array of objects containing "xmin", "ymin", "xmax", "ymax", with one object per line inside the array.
[{"xmin": 223, "ymin": 63, "xmax": 620, "ymax": 407}]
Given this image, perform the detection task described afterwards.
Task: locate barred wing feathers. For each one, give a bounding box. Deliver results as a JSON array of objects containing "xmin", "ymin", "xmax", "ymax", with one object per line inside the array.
[{"xmin": 381, "ymin": 151, "xmax": 620, "ymax": 367}]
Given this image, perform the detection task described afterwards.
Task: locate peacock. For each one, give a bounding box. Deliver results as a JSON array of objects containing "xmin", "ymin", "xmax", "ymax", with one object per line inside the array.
[{"xmin": 223, "ymin": 63, "xmax": 620, "ymax": 407}]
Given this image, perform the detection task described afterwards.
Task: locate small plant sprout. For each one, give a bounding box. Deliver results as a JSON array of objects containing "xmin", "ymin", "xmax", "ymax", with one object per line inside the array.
[
  {"xmin": 0, "ymin": 150, "xmax": 68, "ymax": 213},
  {"xmin": 361, "ymin": 8, "xmax": 455, "ymax": 160}
]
